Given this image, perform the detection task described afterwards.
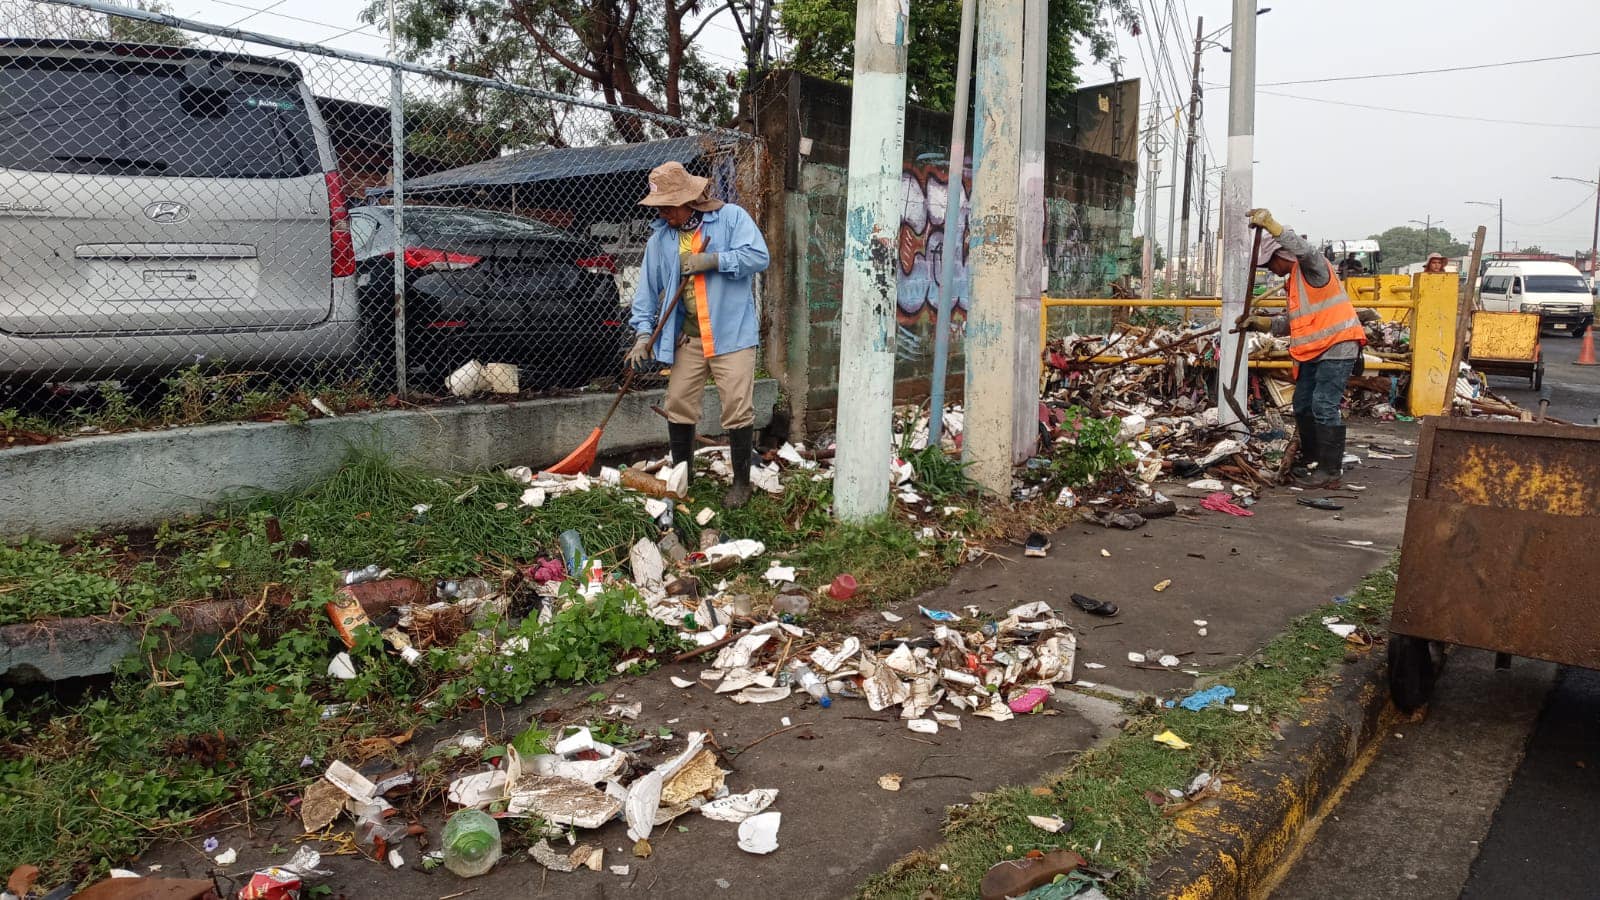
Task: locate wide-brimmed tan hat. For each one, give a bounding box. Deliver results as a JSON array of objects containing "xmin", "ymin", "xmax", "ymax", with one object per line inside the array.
[
  {"xmin": 639, "ymin": 161, "xmax": 724, "ymax": 211},
  {"xmin": 1254, "ymin": 232, "xmax": 1297, "ymax": 267}
]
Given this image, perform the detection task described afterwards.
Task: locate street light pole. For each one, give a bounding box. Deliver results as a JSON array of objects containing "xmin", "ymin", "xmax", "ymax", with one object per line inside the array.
[
  {"xmin": 1467, "ymin": 199, "xmax": 1503, "ymax": 254},
  {"xmin": 1408, "ymin": 217, "xmax": 1440, "ymax": 256},
  {"xmin": 1551, "ymin": 169, "xmax": 1600, "ymax": 279}
]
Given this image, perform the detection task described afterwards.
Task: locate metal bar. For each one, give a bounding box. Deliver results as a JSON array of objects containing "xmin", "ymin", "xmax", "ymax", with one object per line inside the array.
[
  {"xmin": 834, "ymin": 0, "xmax": 909, "ymax": 522},
  {"xmin": 1053, "ymin": 356, "xmax": 1412, "ymax": 371},
  {"xmin": 927, "ymin": 0, "xmax": 977, "ymax": 447},
  {"xmin": 1039, "ymin": 297, "xmax": 1418, "ymax": 310},
  {"xmin": 44, "ymin": 0, "xmax": 751, "ymax": 142},
  {"xmin": 389, "ymin": 67, "xmax": 408, "ymax": 398}
]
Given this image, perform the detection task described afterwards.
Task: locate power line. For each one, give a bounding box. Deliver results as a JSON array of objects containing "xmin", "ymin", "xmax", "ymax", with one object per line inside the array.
[
  {"xmin": 201, "ymin": 0, "xmax": 385, "ymax": 41},
  {"xmin": 1506, "ymin": 195, "xmax": 1595, "ymax": 227},
  {"xmin": 1261, "ymin": 48, "xmax": 1600, "ymax": 87},
  {"xmin": 223, "ymin": 0, "xmax": 286, "ymax": 28},
  {"xmin": 1242, "ymin": 86, "xmax": 1600, "ymax": 130}
]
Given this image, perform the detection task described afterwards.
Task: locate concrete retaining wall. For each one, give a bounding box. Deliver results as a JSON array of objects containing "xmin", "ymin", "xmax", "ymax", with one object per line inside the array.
[{"xmin": 1, "ymin": 381, "xmax": 777, "ymax": 540}]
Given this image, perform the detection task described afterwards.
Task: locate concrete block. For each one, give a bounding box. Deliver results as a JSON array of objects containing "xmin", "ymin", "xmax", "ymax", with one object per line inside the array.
[{"xmin": 0, "ymin": 380, "xmax": 777, "ymax": 541}]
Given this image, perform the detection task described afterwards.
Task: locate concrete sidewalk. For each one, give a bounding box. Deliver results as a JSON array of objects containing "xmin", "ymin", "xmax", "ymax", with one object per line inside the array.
[{"xmin": 142, "ymin": 420, "xmax": 1419, "ymax": 899}]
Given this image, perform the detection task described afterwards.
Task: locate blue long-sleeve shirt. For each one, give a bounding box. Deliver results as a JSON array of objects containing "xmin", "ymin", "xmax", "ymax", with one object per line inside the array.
[{"xmin": 628, "ymin": 204, "xmax": 769, "ymax": 363}]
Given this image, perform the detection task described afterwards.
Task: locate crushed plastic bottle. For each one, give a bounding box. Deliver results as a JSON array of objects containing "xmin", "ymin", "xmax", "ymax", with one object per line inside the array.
[
  {"xmin": 341, "ymin": 564, "xmax": 386, "ymax": 585},
  {"xmin": 788, "ymin": 661, "xmax": 832, "ymax": 708},
  {"xmin": 442, "ymin": 808, "xmax": 501, "ymax": 877}
]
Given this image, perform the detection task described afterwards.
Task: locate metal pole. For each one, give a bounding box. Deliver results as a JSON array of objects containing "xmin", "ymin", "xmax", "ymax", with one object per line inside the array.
[
  {"xmin": 1141, "ymin": 101, "xmax": 1160, "ymax": 300},
  {"xmin": 1217, "ymin": 0, "xmax": 1256, "ymax": 432},
  {"xmin": 388, "ymin": 0, "xmax": 407, "ymax": 398},
  {"xmin": 962, "ymin": 0, "xmax": 1026, "ymax": 493},
  {"xmin": 1177, "ymin": 16, "xmax": 1203, "ymax": 300},
  {"xmin": 1164, "ymin": 109, "xmax": 1179, "ymax": 296},
  {"xmin": 927, "ymin": 0, "xmax": 976, "ymax": 448},
  {"xmin": 1010, "ymin": 0, "xmax": 1047, "ymax": 461},
  {"xmin": 1591, "ymin": 166, "xmax": 1599, "ymax": 279},
  {"xmin": 834, "ymin": 0, "xmax": 908, "ymax": 522},
  {"xmin": 1498, "ymin": 198, "xmax": 1504, "ymax": 253}
]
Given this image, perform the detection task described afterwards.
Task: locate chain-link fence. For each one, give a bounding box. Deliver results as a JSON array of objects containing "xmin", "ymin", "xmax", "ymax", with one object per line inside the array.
[{"xmin": 0, "ymin": 0, "xmax": 765, "ymax": 432}]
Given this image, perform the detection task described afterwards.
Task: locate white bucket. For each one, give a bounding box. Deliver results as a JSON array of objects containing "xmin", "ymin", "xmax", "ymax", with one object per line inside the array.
[{"xmin": 446, "ymin": 360, "xmax": 486, "ymax": 397}]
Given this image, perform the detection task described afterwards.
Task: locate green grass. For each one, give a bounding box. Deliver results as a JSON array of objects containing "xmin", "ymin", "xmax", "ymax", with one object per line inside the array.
[{"xmin": 858, "ymin": 559, "xmax": 1400, "ymax": 899}]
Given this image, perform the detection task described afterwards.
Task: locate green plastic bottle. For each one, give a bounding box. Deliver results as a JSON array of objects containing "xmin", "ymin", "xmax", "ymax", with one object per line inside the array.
[{"xmin": 443, "ymin": 808, "xmax": 502, "ymax": 877}]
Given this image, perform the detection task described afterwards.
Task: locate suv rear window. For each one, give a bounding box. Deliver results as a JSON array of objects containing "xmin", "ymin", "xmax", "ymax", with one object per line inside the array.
[{"xmin": 0, "ymin": 53, "xmax": 319, "ymax": 178}]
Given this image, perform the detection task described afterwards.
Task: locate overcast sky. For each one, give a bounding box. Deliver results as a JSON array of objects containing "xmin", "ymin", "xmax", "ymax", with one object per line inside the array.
[{"xmin": 167, "ymin": 0, "xmax": 1600, "ymax": 253}]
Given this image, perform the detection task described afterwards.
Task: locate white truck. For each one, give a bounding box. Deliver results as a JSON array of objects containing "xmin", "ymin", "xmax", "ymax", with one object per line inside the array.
[{"xmin": 1478, "ymin": 260, "xmax": 1596, "ymax": 338}]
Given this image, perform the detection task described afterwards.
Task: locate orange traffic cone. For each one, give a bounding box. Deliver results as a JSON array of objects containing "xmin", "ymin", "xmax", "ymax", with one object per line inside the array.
[{"xmin": 1578, "ymin": 325, "xmax": 1599, "ymax": 367}]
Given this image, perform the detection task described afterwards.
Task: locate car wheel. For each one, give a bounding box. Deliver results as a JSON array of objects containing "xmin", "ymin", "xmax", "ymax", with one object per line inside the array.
[{"xmin": 1388, "ymin": 634, "xmax": 1435, "ymax": 713}]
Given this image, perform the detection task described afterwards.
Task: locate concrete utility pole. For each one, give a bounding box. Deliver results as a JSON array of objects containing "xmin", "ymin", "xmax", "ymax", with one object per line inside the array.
[
  {"xmin": 962, "ymin": 0, "xmax": 1026, "ymax": 493},
  {"xmin": 1011, "ymin": 0, "xmax": 1048, "ymax": 460},
  {"xmin": 1141, "ymin": 101, "xmax": 1162, "ymax": 300},
  {"xmin": 926, "ymin": 0, "xmax": 976, "ymax": 448},
  {"xmin": 1164, "ymin": 108, "xmax": 1179, "ymax": 296},
  {"xmin": 833, "ymin": 0, "xmax": 908, "ymax": 522},
  {"xmin": 1177, "ymin": 16, "xmax": 1204, "ymax": 300},
  {"xmin": 1217, "ymin": 0, "xmax": 1257, "ymax": 432}
]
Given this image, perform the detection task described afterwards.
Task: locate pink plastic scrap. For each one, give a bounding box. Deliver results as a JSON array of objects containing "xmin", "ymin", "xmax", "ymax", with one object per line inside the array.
[
  {"xmin": 1200, "ymin": 492, "xmax": 1254, "ymax": 517},
  {"xmin": 1007, "ymin": 687, "xmax": 1051, "ymax": 714}
]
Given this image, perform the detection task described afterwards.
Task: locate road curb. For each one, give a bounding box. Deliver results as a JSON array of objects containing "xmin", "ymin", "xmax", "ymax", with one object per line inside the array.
[{"xmin": 1143, "ymin": 645, "xmax": 1397, "ymax": 900}]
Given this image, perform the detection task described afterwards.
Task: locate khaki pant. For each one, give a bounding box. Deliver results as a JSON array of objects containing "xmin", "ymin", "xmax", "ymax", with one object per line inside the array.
[{"xmin": 665, "ymin": 336, "xmax": 756, "ymax": 430}]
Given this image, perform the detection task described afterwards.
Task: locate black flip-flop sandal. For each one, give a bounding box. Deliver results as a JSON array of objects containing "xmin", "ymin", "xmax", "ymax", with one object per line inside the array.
[
  {"xmin": 1070, "ymin": 592, "xmax": 1118, "ymax": 616},
  {"xmin": 1297, "ymin": 497, "xmax": 1344, "ymax": 511}
]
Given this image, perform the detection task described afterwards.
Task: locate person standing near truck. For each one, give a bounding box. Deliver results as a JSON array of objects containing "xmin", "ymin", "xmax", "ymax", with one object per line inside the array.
[
  {"xmin": 1238, "ymin": 207, "xmax": 1367, "ymax": 488},
  {"xmin": 624, "ymin": 161, "xmax": 770, "ymax": 508}
]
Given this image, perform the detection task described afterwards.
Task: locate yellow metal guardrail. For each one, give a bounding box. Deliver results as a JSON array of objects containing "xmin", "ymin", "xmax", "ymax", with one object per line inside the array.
[{"xmin": 1038, "ymin": 273, "xmax": 1462, "ymax": 416}]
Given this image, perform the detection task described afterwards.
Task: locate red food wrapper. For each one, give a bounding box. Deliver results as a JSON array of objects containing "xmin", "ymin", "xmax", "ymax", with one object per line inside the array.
[{"xmin": 238, "ymin": 870, "xmax": 302, "ymax": 900}]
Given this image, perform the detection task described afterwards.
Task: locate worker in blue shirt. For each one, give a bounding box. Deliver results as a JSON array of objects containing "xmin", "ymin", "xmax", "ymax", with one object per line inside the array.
[{"xmin": 626, "ymin": 161, "xmax": 770, "ymax": 508}]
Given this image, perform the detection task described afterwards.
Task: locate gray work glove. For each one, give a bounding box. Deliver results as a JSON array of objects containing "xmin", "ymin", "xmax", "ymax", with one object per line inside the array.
[
  {"xmin": 1236, "ymin": 314, "xmax": 1275, "ymax": 333},
  {"xmin": 624, "ymin": 332, "xmax": 654, "ymax": 371},
  {"xmin": 680, "ymin": 251, "xmax": 719, "ymax": 275}
]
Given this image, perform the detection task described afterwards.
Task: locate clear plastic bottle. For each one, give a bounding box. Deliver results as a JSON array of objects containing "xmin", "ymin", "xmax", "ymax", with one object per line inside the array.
[
  {"xmin": 788, "ymin": 662, "xmax": 832, "ymax": 708},
  {"xmin": 442, "ymin": 808, "xmax": 501, "ymax": 877},
  {"xmin": 558, "ymin": 530, "xmax": 587, "ymax": 577}
]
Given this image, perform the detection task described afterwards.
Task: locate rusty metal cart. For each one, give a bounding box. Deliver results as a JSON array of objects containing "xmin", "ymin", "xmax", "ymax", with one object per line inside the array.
[
  {"xmin": 1466, "ymin": 310, "xmax": 1543, "ymax": 391},
  {"xmin": 1387, "ymin": 415, "xmax": 1600, "ymax": 710}
]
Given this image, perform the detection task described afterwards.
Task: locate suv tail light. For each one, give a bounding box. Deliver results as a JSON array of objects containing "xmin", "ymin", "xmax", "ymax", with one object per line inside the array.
[
  {"xmin": 402, "ymin": 246, "xmax": 483, "ymax": 271},
  {"xmin": 325, "ymin": 171, "xmax": 356, "ymax": 278},
  {"xmin": 575, "ymin": 254, "xmax": 617, "ymax": 275}
]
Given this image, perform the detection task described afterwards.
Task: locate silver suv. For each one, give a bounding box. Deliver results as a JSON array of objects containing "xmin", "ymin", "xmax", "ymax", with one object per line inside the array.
[{"xmin": 0, "ymin": 39, "xmax": 357, "ymax": 383}]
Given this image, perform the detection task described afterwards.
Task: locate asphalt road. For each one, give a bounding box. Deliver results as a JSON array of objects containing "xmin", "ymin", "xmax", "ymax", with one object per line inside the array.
[{"xmin": 1271, "ymin": 333, "xmax": 1600, "ymax": 899}]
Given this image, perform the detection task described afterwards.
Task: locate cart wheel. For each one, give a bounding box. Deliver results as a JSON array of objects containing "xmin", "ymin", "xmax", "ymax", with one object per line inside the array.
[
  {"xmin": 1388, "ymin": 634, "xmax": 1435, "ymax": 712},
  {"xmin": 1533, "ymin": 360, "xmax": 1544, "ymax": 391}
]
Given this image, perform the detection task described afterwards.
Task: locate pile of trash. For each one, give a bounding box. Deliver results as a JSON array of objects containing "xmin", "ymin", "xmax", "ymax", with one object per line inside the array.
[{"xmin": 680, "ymin": 600, "xmax": 1077, "ymax": 730}]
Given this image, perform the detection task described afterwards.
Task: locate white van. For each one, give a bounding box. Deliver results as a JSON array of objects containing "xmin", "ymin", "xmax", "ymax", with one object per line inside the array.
[
  {"xmin": 1478, "ymin": 261, "xmax": 1595, "ymax": 337},
  {"xmin": 0, "ymin": 38, "xmax": 358, "ymax": 383}
]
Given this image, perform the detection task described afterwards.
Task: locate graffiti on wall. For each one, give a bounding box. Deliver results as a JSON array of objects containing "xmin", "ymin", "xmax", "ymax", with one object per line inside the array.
[{"xmin": 897, "ymin": 156, "xmax": 971, "ymax": 328}]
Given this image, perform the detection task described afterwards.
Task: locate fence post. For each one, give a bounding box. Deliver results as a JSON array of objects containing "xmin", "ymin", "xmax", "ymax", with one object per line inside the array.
[{"xmin": 389, "ymin": 67, "xmax": 408, "ymax": 398}]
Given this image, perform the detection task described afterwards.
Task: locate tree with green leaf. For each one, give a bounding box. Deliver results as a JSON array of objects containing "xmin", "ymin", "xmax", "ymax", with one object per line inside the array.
[
  {"xmin": 1366, "ymin": 225, "xmax": 1470, "ymax": 273},
  {"xmin": 1131, "ymin": 234, "xmax": 1164, "ymax": 277},
  {"xmin": 363, "ymin": 0, "xmax": 741, "ymax": 144},
  {"xmin": 1, "ymin": 0, "xmax": 189, "ymax": 46},
  {"xmin": 779, "ymin": 0, "xmax": 1136, "ymax": 114}
]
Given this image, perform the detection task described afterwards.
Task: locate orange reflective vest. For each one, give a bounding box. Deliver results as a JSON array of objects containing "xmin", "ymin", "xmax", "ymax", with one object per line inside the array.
[{"xmin": 1286, "ymin": 263, "xmax": 1366, "ymax": 363}]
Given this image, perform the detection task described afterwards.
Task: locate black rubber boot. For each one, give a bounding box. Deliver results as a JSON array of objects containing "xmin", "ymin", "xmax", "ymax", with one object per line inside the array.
[
  {"xmin": 668, "ymin": 422, "xmax": 696, "ymax": 486},
  {"xmin": 1295, "ymin": 423, "xmax": 1344, "ymax": 488},
  {"xmin": 1291, "ymin": 414, "xmax": 1319, "ymax": 479},
  {"xmin": 723, "ymin": 426, "xmax": 754, "ymax": 509}
]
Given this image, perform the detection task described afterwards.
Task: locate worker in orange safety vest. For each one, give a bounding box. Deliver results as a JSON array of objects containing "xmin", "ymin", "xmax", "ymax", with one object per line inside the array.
[{"xmin": 1237, "ymin": 208, "xmax": 1367, "ymax": 488}]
